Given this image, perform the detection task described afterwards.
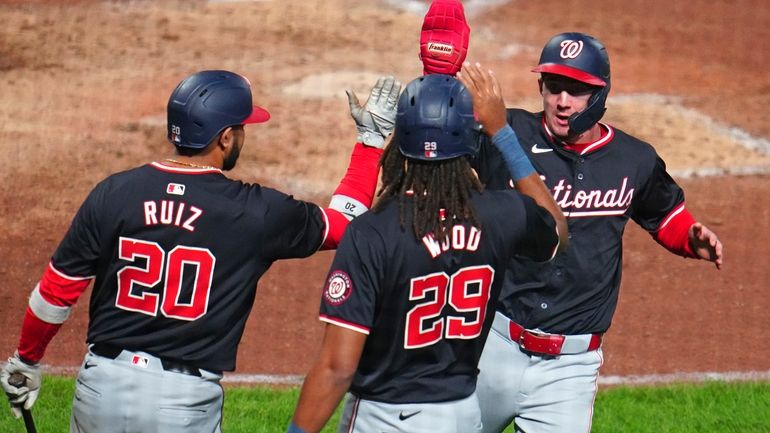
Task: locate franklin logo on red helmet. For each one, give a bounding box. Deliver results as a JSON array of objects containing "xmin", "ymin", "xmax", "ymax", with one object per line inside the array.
[{"xmin": 419, "ymin": 0, "xmax": 470, "ymax": 76}]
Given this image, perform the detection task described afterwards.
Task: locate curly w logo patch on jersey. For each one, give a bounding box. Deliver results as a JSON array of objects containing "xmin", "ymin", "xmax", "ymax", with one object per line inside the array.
[{"xmin": 324, "ymin": 271, "xmax": 352, "ymax": 305}]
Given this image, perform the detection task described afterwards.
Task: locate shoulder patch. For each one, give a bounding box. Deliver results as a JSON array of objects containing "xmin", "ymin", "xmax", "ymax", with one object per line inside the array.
[{"xmin": 323, "ymin": 271, "xmax": 353, "ymax": 306}]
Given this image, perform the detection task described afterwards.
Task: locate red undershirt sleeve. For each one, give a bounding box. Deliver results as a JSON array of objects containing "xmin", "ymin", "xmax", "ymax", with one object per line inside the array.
[
  {"xmin": 17, "ymin": 264, "xmax": 92, "ymax": 363},
  {"xmin": 651, "ymin": 205, "xmax": 698, "ymax": 258},
  {"xmin": 320, "ymin": 209, "xmax": 351, "ymax": 250},
  {"xmin": 17, "ymin": 309, "xmax": 63, "ymax": 363},
  {"xmin": 321, "ymin": 143, "xmax": 383, "ymax": 250}
]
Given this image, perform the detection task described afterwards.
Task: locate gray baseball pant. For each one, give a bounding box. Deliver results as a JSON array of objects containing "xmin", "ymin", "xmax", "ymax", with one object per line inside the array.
[
  {"xmin": 337, "ymin": 391, "xmax": 483, "ymax": 433},
  {"xmin": 70, "ymin": 347, "xmax": 224, "ymax": 433},
  {"xmin": 476, "ymin": 312, "xmax": 604, "ymax": 433}
]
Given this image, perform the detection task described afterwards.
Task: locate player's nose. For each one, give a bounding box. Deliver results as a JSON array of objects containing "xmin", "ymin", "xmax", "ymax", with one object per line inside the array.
[{"xmin": 556, "ymin": 91, "xmax": 571, "ymax": 107}]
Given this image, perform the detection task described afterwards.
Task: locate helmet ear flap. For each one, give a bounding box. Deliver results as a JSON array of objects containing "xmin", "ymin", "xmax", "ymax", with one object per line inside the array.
[
  {"xmin": 535, "ymin": 32, "xmax": 611, "ymax": 134},
  {"xmin": 568, "ymin": 83, "xmax": 610, "ymax": 135}
]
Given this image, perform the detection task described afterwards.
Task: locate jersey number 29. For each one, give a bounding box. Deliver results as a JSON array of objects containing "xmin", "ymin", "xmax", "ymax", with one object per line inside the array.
[
  {"xmin": 115, "ymin": 237, "xmax": 214, "ymax": 321},
  {"xmin": 404, "ymin": 265, "xmax": 494, "ymax": 349}
]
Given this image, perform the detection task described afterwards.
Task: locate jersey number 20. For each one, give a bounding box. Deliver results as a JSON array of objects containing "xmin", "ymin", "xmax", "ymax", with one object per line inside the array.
[
  {"xmin": 115, "ymin": 237, "xmax": 214, "ymax": 321},
  {"xmin": 404, "ymin": 265, "xmax": 494, "ymax": 349}
]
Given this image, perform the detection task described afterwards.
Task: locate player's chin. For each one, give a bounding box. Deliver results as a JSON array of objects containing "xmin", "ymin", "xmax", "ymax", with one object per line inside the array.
[
  {"xmin": 223, "ymin": 147, "xmax": 242, "ymax": 171},
  {"xmin": 547, "ymin": 119, "xmax": 570, "ymax": 139}
]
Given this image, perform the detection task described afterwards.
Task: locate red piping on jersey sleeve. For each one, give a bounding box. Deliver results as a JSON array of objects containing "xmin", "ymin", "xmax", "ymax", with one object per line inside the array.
[
  {"xmin": 319, "ymin": 314, "xmax": 371, "ymax": 335},
  {"xmin": 332, "ymin": 143, "xmax": 383, "ymax": 207},
  {"xmin": 651, "ymin": 204, "xmax": 697, "ymax": 258},
  {"xmin": 40, "ymin": 262, "xmax": 93, "ymax": 306},
  {"xmin": 320, "ymin": 209, "xmax": 350, "ymax": 250},
  {"xmin": 17, "ymin": 308, "xmax": 63, "ymax": 363}
]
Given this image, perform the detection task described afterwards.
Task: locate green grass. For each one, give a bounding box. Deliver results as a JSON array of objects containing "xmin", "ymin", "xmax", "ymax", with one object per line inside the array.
[
  {"xmin": 591, "ymin": 381, "xmax": 770, "ymax": 433},
  {"xmin": 1, "ymin": 376, "xmax": 769, "ymax": 432},
  {"xmin": 221, "ymin": 386, "xmax": 341, "ymax": 433}
]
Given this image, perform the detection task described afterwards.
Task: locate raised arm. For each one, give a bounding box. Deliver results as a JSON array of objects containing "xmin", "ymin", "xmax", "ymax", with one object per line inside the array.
[
  {"xmin": 458, "ymin": 62, "xmax": 568, "ymax": 252},
  {"xmin": 320, "ymin": 76, "xmax": 402, "ymax": 249}
]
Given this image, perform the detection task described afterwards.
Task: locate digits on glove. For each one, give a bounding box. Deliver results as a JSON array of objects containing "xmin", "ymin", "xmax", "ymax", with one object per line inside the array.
[
  {"xmin": 0, "ymin": 351, "xmax": 41, "ymax": 418},
  {"xmin": 419, "ymin": 0, "xmax": 470, "ymax": 76},
  {"xmin": 346, "ymin": 75, "xmax": 402, "ymax": 149}
]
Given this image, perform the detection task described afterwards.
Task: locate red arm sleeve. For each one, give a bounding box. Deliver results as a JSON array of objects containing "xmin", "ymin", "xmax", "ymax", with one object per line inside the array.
[
  {"xmin": 331, "ymin": 143, "xmax": 383, "ymax": 208},
  {"xmin": 17, "ymin": 309, "xmax": 63, "ymax": 363},
  {"xmin": 321, "ymin": 143, "xmax": 383, "ymax": 250},
  {"xmin": 17, "ymin": 263, "xmax": 92, "ymax": 363},
  {"xmin": 320, "ymin": 209, "xmax": 351, "ymax": 250},
  {"xmin": 651, "ymin": 204, "xmax": 698, "ymax": 258},
  {"xmin": 39, "ymin": 262, "xmax": 92, "ymax": 306}
]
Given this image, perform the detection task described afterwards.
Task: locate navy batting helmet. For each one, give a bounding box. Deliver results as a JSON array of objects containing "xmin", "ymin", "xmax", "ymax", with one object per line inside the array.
[
  {"xmin": 167, "ymin": 70, "xmax": 270, "ymax": 149},
  {"xmin": 395, "ymin": 74, "xmax": 477, "ymax": 161},
  {"xmin": 532, "ymin": 32, "xmax": 611, "ymax": 134}
]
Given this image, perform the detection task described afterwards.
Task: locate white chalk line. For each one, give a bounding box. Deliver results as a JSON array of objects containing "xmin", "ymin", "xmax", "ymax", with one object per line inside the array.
[
  {"xmin": 670, "ymin": 164, "xmax": 770, "ymax": 179},
  {"xmin": 10, "ymin": 364, "xmax": 770, "ymax": 387},
  {"xmin": 612, "ymin": 93, "xmax": 770, "ymax": 157},
  {"xmin": 599, "ymin": 370, "xmax": 770, "ymax": 386},
  {"xmin": 225, "ymin": 370, "xmax": 770, "ymax": 387},
  {"xmin": 384, "ymin": 0, "xmax": 511, "ymax": 18}
]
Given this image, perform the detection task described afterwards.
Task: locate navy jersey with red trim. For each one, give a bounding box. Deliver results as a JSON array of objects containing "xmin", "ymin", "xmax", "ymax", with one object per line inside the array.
[
  {"xmin": 319, "ymin": 189, "xmax": 558, "ymax": 403},
  {"xmin": 473, "ymin": 109, "xmax": 687, "ymax": 335},
  {"xmin": 50, "ymin": 163, "xmax": 327, "ymax": 371}
]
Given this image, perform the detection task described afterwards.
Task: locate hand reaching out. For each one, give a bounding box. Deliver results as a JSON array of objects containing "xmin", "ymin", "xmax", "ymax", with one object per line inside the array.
[
  {"xmin": 346, "ymin": 75, "xmax": 402, "ymax": 149},
  {"xmin": 689, "ymin": 222, "xmax": 723, "ymax": 269},
  {"xmin": 456, "ymin": 62, "xmax": 507, "ymax": 136}
]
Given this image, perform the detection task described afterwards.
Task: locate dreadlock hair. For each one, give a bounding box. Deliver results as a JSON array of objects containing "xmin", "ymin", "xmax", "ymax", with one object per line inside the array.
[{"xmin": 373, "ymin": 138, "xmax": 485, "ymax": 240}]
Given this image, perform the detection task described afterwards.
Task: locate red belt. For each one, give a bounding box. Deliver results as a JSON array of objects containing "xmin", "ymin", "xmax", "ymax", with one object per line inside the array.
[{"xmin": 509, "ymin": 321, "xmax": 602, "ymax": 356}]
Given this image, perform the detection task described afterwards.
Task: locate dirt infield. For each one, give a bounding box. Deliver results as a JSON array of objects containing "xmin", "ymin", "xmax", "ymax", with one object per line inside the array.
[{"xmin": 0, "ymin": 0, "xmax": 768, "ymax": 382}]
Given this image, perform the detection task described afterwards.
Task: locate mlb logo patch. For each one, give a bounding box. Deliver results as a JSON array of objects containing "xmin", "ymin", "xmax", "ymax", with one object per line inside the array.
[
  {"xmin": 167, "ymin": 183, "xmax": 185, "ymax": 196},
  {"xmin": 131, "ymin": 355, "xmax": 149, "ymax": 369}
]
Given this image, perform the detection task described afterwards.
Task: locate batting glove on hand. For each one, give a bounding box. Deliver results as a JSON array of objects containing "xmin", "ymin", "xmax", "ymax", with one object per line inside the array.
[
  {"xmin": 346, "ymin": 75, "xmax": 402, "ymax": 149},
  {"xmin": 1, "ymin": 351, "xmax": 41, "ymax": 418}
]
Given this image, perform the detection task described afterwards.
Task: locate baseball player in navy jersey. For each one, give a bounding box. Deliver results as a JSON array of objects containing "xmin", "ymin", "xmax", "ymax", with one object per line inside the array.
[
  {"xmin": 463, "ymin": 33, "xmax": 724, "ymax": 433},
  {"xmin": 0, "ymin": 69, "xmax": 401, "ymax": 432},
  {"xmin": 286, "ymin": 70, "xmax": 569, "ymax": 433}
]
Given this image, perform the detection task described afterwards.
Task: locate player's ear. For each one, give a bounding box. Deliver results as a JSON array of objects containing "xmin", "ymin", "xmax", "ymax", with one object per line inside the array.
[
  {"xmin": 537, "ymin": 78, "xmax": 544, "ymax": 95},
  {"xmin": 217, "ymin": 127, "xmax": 235, "ymax": 151}
]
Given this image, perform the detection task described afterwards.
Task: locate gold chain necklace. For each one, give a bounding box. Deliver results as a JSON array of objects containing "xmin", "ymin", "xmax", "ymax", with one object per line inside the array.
[{"xmin": 163, "ymin": 158, "xmax": 219, "ymax": 170}]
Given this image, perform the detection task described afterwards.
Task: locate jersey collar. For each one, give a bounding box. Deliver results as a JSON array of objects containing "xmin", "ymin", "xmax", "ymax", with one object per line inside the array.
[
  {"xmin": 542, "ymin": 118, "xmax": 615, "ymax": 156},
  {"xmin": 150, "ymin": 162, "xmax": 222, "ymax": 174}
]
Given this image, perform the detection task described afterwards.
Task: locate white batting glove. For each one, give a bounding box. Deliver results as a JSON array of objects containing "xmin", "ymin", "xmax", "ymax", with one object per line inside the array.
[
  {"xmin": 346, "ymin": 75, "xmax": 402, "ymax": 148},
  {"xmin": 0, "ymin": 351, "xmax": 41, "ymax": 418}
]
